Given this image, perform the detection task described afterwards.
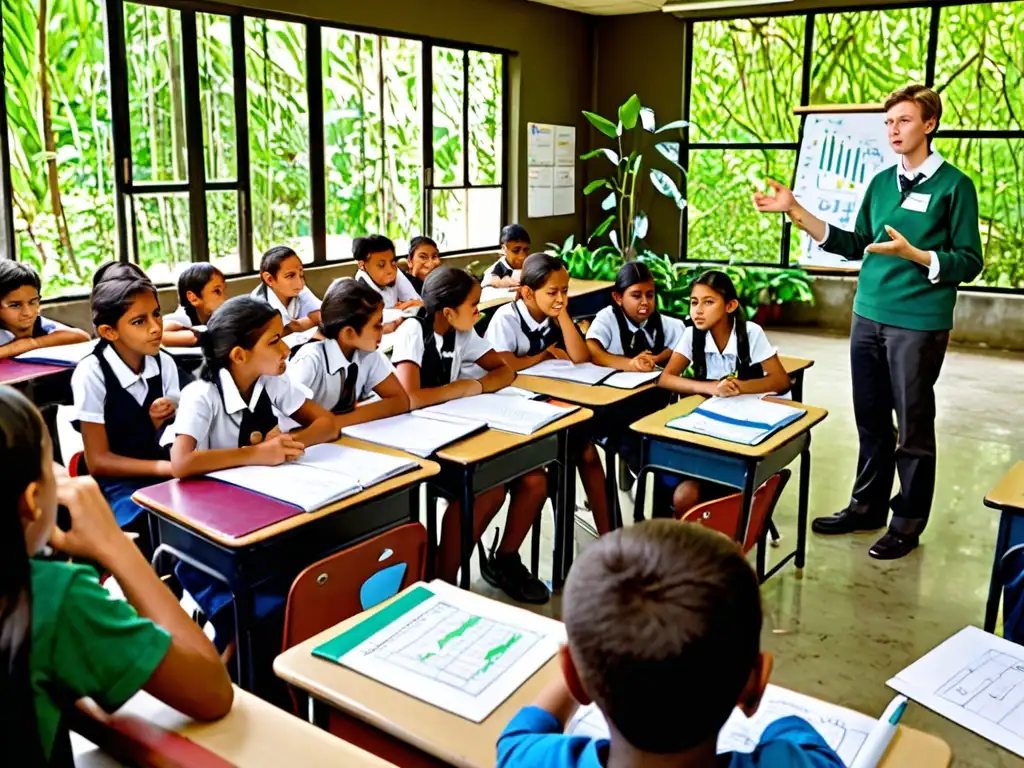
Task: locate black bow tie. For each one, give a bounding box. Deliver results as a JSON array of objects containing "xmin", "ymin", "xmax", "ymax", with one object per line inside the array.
[{"xmin": 899, "ymin": 173, "xmax": 923, "ymax": 195}]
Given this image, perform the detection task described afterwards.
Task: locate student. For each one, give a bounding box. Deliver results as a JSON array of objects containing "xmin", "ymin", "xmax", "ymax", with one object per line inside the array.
[
  {"xmin": 71, "ymin": 263, "xmax": 179, "ymax": 546},
  {"xmin": 482, "ymin": 224, "xmax": 531, "ymax": 289},
  {"xmin": 658, "ymin": 270, "xmax": 790, "ymax": 518},
  {"xmin": 251, "ymin": 246, "xmax": 322, "ymax": 335},
  {"xmin": 497, "ymin": 520, "xmax": 843, "ymax": 768},
  {"xmin": 354, "ymin": 234, "xmax": 423, "ymax": 335},
  {"xmin": 404, "ymin": 235, "xmax": 441, "ymax": 295},
  {"xmin": 485, "ymin": 252, "xmax": 611, "ymax": 534},
  {"xmin": 287, "ymin": 278, "xmax": 409, "ymax": 431},
  {"xmin": 586, "ymin": 262, "xmax": 685, "ymax": 372},
  {"xmin": 0, "ymin": 385, "xmax": 231, "ymax": 765},
  {"xmin": 392, "ymin": 266, "xmax": 549, "ymax": 603},
  {"xmin": 162, "ymin": 263, "xmax": 228, "ymax": 347},
  {"xmin": 0, "ymin": 261, "xmax": 89, "ymax": 359}
]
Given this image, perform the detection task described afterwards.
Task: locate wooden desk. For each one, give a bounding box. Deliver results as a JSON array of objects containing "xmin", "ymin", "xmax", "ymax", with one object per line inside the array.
[
  {"xmin": 983, "ymin": 460, "xmax": 1024, "ymax": 632},
  {"xmin": 72, "ymin": 687, "xmax": 395, "ymax": 767},
  {"xmin": 631, "ymin": 396, "xmax": 828, "ymax": 581},
  {"xmin": 779, "ymin": 355, "xmax": 814, "ymax": 402},
  {"xmin": 429, "ymin": 408, "xmax": 593, "ymax": 589},
  {"xmin": 134, "ymin": 438, "xmax": 439, "ymax": 690},
  {"xmin": 275, "ymin": 583, "xmax": 950, "ymax": 768}
]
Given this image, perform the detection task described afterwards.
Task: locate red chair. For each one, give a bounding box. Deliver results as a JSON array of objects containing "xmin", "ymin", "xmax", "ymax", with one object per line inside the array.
[{"xmin": 67, "ymin": 451, "xmax": 87, "ymax": 477}]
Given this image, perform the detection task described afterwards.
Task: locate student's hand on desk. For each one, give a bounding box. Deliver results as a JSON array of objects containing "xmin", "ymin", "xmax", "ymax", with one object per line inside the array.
[
  {"xmin": 395, "ymin": 299, "xmax": 423, "ymax": 310},
  {"xmin": 547, "ymin": 346, "xmax": 570, "ymax": 361},
  {"xmin": 149, "ymin": 397, "xmax": 176, "ymax": 429},
  {"xmin": 251, "ymin": 434, "xmax": 305, "ymax": 465},
  {"xmin": 382, "ymin": 318, "xmax": 403, "ymax": 335},
  {"xmin": 629, "ymin": 353, "xmax": 657, "ymax": 372},
  {"xmin": 715, "ymin": 378, "xmax": 742, "ymax": 397},
  {"xmin": 49, "ymin": 476, "xmax": 128, "ymax": 563}
]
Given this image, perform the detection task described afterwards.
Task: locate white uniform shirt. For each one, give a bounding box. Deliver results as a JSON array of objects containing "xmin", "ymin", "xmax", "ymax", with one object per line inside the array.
[
  {"xmin": 174, "ymin": 368, "xmax": 309, "ymax": 450},
  {"xmin": 482, "ymin": 256, "xmax": 520, "ymax": 287},
  {"xmin": 391, "ymin": 320, "xmax": 493, "ymax": 383},
  {"xmin": 162, "ymin": 305, "xmax": 195, "ymax": 329},
  {"xmin": 287, "ymin": 339, "xmax": 394, "ymax": 410},
  {"xmin": 250, "ymin": 284, "xmax": 322, "ymax": 324},
  {"xmin": 673, "ymin": 321, "xmax": 777, "ymax": 381},
  {"xmin": 0, "ymin": 316, "xmax": 73, "ymax": 346},
  {"xmin": 355, "ymin": 270, "xmax": 420, "ymax": 308},
  {"xmin": 585, "ymin": 306, "xmax": 685, "ymax": 356},
  {"xmin": 485, "ymin": 300, "xmax": 557, "ymax": 356},
  {"xmin": 72, "ymin": 346, "xmax": 181, "ymax": 424}
]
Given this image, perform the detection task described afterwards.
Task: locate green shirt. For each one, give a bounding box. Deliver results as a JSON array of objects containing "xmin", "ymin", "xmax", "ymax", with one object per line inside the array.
[
  {"xmin": 822, "ymin": 159, "xmax": 983, "ymax": 331},
  {"xmin": 30, "ymin": 558, "xmax": 171, "ymax": 761}
]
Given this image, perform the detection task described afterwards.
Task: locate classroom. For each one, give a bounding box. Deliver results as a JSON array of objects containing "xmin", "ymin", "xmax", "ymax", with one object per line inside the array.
[{"xmin": 1, "ymin": 0, "xmax": 1022, "ymax": 765}]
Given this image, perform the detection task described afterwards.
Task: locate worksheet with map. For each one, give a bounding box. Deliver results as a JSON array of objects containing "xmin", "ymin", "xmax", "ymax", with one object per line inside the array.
[{"xmin": 313, "ymin": 584, "xmax": 562, "ymax": 722}]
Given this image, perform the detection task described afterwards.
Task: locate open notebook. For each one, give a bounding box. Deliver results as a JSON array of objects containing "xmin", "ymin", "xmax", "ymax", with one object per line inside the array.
[
  {"xmin": 15, "ymin": 340, "xmax": 98, "ymax": 366},
  {"xmin": 666, "ymin": 395, "xmax": 804, "ymax": 446},
  {"xmin": 206, "ymin": 443, "xmax": 417, "ymax": 512},
  {"xmin": 521, "ymin": 359, "xmax": 660, "ymax": 389}
]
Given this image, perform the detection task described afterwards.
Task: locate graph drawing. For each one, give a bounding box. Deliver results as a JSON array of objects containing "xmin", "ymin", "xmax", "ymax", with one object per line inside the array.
[{"xmin": 936, "ymin": 649, "xmax": 1024, "ymax": 736}]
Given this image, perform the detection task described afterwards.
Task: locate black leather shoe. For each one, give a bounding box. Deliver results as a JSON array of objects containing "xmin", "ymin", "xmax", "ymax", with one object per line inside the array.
[
  {"xmin": 811, "ymin": 507, "xmax": 887, "ymax": 535},
  {"xmin": 868, "ymin": 530, "xmax": 919, "ymax": 560}
]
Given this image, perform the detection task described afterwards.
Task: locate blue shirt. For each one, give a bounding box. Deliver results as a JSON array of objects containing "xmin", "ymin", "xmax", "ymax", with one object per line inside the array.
[{"xmin": 497, "ymin": 707, "xmax": 844, "ymax": 768}]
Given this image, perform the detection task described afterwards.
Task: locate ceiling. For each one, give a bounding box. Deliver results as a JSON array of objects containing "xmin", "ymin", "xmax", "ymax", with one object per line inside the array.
[
  {"xmin": 526, "ymin": 0, "xmax": 916, "ymax": 18},
  {"xmin": 526, "ymin": 0, "xmax": 664, "ymax": 16}
]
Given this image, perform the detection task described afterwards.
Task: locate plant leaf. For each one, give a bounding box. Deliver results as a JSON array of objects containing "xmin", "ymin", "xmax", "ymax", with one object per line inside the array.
[
  {"xmin": 640, "ymin": 107, "xmax": 656, "ymax": 132},
  {"xmin": 583, "ymin": 178, "xmax": 609, "ymax": 195},
  {"xmin": 591, "ymin": 214, "xmax": 616, "ymax": 238},
  {"xmin": 580, "ymin": 147, "xmax": 620, "ymax": 165},
  {"xmin": 633, "ymin": 213, "xmax": 649, "ymax": 241},
  {"xmin": 650, "ymin": 169, "xmax": 687, "ymax": 210},
  {"xmin": 562, "ymin": 234, "xmax": 575, "ymax": 253},
  {"xmin": 601, "ymin": 191, "xmax": 616, "ymax": 211},
  {"xmin": 656, "ymin": 119, "xmax": 690, "ymax": 134},
  {"xmin": 610, "ymin": 229, "xmax": 620, "ymax": 252},
  {"xmin": 655, "ymin": 142, "xmax": 683, "ymax": 169},
  {"xmin": 618, "ymin": 94, "xmax": 642, "ymax": 131},
  {"xmin": 582, "ymin": 111, "xmax": 619, "ymax": 139}
]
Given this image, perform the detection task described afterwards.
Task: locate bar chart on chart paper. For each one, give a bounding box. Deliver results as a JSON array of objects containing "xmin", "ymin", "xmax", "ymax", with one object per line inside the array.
[
  {"xmin": 339, "ymin": 593, "xmax": 560, "ymax": 722},
  {"xmin": 792, "ymin": 113, "xmax": 899, "ymax": 268}
]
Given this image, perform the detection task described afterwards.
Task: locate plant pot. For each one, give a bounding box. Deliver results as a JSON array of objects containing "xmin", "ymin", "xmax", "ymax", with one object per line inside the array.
[{"xmin": 753, "ymin": 303, "xmax": 783, "ymax": 326}]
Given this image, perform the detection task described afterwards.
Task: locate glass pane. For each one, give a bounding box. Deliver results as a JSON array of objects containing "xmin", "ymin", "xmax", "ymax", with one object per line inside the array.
[
  {"xmin": 246, "ymin": 18, "xmax": 312, "ymax": 263},
  {"xmin": 468, "ymin": 51, "xmax": 502, "ymax": 184},
  {"xmin": 382, "ymin": 37, "xmax": 423, "ymax": 247},
  {"xmin": 207, "ymin": 190, "xmax": 240, "ymax": 273},
  {"xmin": 198, "ymin": 13, "xmax": 237, "ymax": 181},
  {"xmin": 811, "ymin": 9, "xmax": 929, "ymax": 105},
  {"xmin": 935, "ymin": 3, "xmax": 1024, "ymax": 131},
  {"xmin": 432, "ymin": 47, "xmax": 465, "ymax": 187},
  {"xmin": 430, "ymin": 189, "xmax": 465, "ymax": 252},
  {"xmin": 429, "ymin": 187, "xmax": 501, "ymax": 252},
  {"xmin": 686, "ymin": 149, "xmax": 795, "ymax": 263},
  {"xmin": 691, "ymin": 17, "xmax": 803, "ymax": 143},
  {"xmin": 934, "ymin": 138, "xmax": 1024, "ymax": 289},
  {"xmin": 3, "ymin": 0, "xmax": 116, "ymax": 296},
  {"xmin": 131, "ymin": 192, "xmax": 191, "ymax": 281},
  {"xmin": 125, "ymin": 4, "xmax": 187, "ymax": 182}
]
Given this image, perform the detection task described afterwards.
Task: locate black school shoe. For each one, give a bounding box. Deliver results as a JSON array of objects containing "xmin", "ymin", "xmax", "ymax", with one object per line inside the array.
[
  {"xmin": 811, "ymin": 506, "xmax": 887, "ymax": 535},
  {"xmin": 480, "ymin": 551, "xmax": 551, "ymax": 605},
  {"xmin": 868, "ymin": 530, "xmax": 919, "ymax": 560}
]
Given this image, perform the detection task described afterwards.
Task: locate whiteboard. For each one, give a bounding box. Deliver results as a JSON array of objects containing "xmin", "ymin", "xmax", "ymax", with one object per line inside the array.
[{"xmin": 792, "ymin": 113, "xmax": 899, "ymax": 269}]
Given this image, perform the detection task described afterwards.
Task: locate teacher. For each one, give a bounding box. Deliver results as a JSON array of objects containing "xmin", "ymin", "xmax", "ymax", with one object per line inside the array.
[{"xmin": 753, "ymin": 84, "xmax": 983, "ymax": 560}]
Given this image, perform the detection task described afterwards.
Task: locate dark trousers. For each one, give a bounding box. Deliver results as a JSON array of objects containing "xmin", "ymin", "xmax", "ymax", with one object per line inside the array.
[{"xmin": 849, "ymin": 314, "xmax": 949, "ymax": 536}]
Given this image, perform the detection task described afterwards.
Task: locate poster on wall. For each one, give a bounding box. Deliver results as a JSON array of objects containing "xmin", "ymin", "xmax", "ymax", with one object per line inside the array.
[{"xmin": 528, "ymin": 123, "xmax": 576, "ymax": 218}]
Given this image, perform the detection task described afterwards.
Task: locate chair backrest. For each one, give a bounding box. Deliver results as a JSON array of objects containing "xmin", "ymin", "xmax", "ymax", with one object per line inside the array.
[
  {"xmin": 67, "ymin": 451, "xmax": 88, "ymax": 477},
  {"xmin": 281, "ymin": 523, "xmax": 427, "ymax": 650},
  {"xmin": 681, "ymin": 470, "xmax": 791, "ymax": 552}
]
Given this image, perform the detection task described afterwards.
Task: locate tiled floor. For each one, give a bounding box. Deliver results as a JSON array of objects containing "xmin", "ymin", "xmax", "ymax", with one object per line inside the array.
[{"xmin": 472, "ymin": 328, "xmax": 1024, "ymax": 767}]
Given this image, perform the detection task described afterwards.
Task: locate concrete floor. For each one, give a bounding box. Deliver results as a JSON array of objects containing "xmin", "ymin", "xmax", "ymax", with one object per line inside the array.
[{"xmin": 472, "ymin": 328, "xmax": 1024, "ymax": 767}]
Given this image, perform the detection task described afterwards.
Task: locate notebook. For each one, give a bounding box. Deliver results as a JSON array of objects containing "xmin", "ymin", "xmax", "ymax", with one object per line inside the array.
[
  {"xmin": 603, "ymin": 370, "xmax": 661, "ymax": 389},
  {"xmin": 383, "ymin": 307, "xmax": 422, "ymax": 323},
  {"xmin": 15, "ymin": 340, "xmax": 98, "ymax": 366},
  {"xmin": 206, "ymin": 443, "xmax": 417, "ymax": 512},
  {"xmin": 666, "ymin": 395, "xmax": 804, "ymax": 445},
  {"xmin": 520, "ymin": 360, "xmax": 616, "ymax": 385},
  {"xmin": 419, "ymin": 394, "xmax": 578, "ymax": 435},
  {"xmin": 342, "ymin": 412, "xmax": 487, "ymax": 458}
]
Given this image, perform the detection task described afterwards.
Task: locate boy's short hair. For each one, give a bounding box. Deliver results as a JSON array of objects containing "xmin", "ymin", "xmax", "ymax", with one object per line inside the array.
[
  {"xmin": 0, "ymin": 261, "xmax": 42, "ymax": 299},
  {"xmin": 884, "ymin": 84, "xmax": 942, "ymax": 138},
  {"xmin": 353, "ymin": 234, "xmax": 396, "ymax": 262},
  {"xmin": 563, "ymin": 520, "xmax": 761, "ymax": 754}
]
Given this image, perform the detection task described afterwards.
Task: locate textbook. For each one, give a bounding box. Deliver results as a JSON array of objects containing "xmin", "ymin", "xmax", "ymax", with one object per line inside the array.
[
  {"xmin": 15, "ymin": 340, "xmax": 98, "ymax": 366},
  {"xmin": 603, "ymin": 370, "xmax": 661, "ymax": 389},
  {"xmin": 419, "ymin": 394, "xmax": 577, "ymax": 435},
  {"xmin": 342, "ymin": 412, "xmax": 487, "ymax": 458},
  {"xmin": 666, "ymin": 395, "xmax": 804, "ymax": 446},
  {"xmin": 206, "ymin": 443, "xmax": 417, "ymax": 512},
  {"xmin": 520, "ymin": 359, "xmax": 615, "ymax": 385}
]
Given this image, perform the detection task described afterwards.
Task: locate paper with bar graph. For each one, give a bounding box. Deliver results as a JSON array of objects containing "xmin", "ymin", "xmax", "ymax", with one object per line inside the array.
[
  {"xmin": 793, "ymin": 113, "xmax": 900, "ymax": 268},
  {"xmin": 320, "ymin": 586, "xmax": 560, "ymax": 721}
]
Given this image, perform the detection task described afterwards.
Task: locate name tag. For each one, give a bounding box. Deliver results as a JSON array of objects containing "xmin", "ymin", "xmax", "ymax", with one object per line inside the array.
[{"xmin": 902, "ymin": 192, "xmax": 931, "ymax": 213}]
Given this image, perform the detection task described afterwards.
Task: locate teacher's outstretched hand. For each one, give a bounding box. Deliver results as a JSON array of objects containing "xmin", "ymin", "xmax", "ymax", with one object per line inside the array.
[{"xmin": 752, "ymin": 179, "xmax": 828, "ymax": 243}]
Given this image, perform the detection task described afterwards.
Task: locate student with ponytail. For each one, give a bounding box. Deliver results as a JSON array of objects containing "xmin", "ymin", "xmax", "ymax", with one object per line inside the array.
[
  {"xmin": 162, "ymin": 263, "xmax": 227, "ymax": 347},
  {"xmin": 392, "ymin": 267, "xmax": 550, "ymax": 604},
  {"xmin": 658, "ymin": 270, "xmax": 790, "ymax": 516},
  {"xmin": 0, "ymin": 386, "xmax": 231, "ymax": 765},
  {"xmin": 250, "ymin": 246, "xmax": 322, "ymax": 335}
]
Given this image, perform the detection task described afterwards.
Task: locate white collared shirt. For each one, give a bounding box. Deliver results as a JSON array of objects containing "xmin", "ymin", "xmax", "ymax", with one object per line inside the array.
[
  {"xmin": 72, "ymin": 346, "xmax": 180, "ymax": 424},
  {"xmin": 0, "ymin": 316, "xmax": 72, "ymax": 346},
  {"xmin": 485, "ymin": 300, "xmax": 558, "ymax": 356},
  {"xmin": 391, "ymin": 320, "xmax": 493, "ymax": 383},
  {"xmin": 355, "ymin": 270, "xmax": 420, "ymax": 308},
  {"xmin": 585, "ymin": 306, "xmax": 685, "ymax": 356},
  {"xmin": 481, "ymin": 256, "xmax": 520, "ymax": 287},
  {"xmin": 174, "ymin": 368, "xmax": 309, "ymax": 450},
  {"xmin": 287, "ymin": 338, "xmax": 394, "ymax": 411},
  {"xmin": 162, "ymin": 305, "xmax": 195, "ymax": 329},
  {"xmin": 250, "ymin": 284, "xmax": 322, "ymax": 324},
  {"xmin": 674, "ymin": 321, "xmax": 776, "ymax": 382}
]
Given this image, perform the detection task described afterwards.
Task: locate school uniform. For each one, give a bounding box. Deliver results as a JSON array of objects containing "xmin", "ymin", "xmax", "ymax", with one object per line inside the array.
[
  {"xmin": 485, "ymin": 300, "xmax": 564, "ymax": 356},
  {"xmin": 250, "ymin": 283, "xmax": 322, "ymax": 325},
  {"xmin": 585, "ymin": 305, "xmax": 685, "ymax": 357},
  {"xmin": 497, "ymin": 707, "xmax": 843, "ymax": 768},
  {"xmin": 482, "ymin": 256, "xmax": 518, "ymax": 285},
  {"xmin": 0, "ymin": 315, "xmax": 73, "ymax": 346},
  {"xmin": 391, "ymin": 316, "xmax": 494, "ymax": 385},
  {"xmin": 355, "ymin": 269, "xmax": 421, "ymax": 308},
  {"xmin": 287, "ymin": 338, "xmax": 395, "ymax": 414},
  {"xmin": 404, "ymin": 271, "xmax": 424, "ymax": 295},
  {"xmin": 29, "ymin": 558, "xmax": 171, "ymax": 764},
  {"xmin": 162, "ymin": 305, "xmax": 199, "ymax": 329},
  {"xmin": 71, "ymin": 343, "xmax": 180, "ymax": 527},
  {"xmin": 673, "ymin": 321, "xmax": 783, "ymax": 392}
]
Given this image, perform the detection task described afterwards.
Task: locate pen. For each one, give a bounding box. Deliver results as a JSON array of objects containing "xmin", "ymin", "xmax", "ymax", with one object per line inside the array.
[{"xmin": 850, "ymin": 695, "xmax": 908, "ymax": 768}]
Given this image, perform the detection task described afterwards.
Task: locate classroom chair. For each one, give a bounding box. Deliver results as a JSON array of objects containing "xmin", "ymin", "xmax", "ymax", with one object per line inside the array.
[
  {"xmin": 679, "ymin": 469, "xmax": 790, "ymax": 582},
  {"xmin": 999, "ymin": 543, "xmax": 1024, "ymax": 644}
]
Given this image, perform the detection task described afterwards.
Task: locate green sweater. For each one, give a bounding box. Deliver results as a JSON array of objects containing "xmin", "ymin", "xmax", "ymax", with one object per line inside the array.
[{"xmin": 822, "ymin": 161, "xmax": 983, "ymax": 331}]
